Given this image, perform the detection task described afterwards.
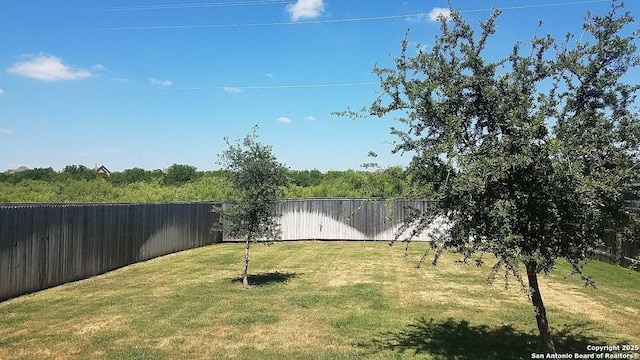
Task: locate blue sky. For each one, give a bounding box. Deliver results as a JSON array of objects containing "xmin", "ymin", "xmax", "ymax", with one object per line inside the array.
[{"xmin": 0, "ymin": 0, "xmax": 637, "ymax": 172}]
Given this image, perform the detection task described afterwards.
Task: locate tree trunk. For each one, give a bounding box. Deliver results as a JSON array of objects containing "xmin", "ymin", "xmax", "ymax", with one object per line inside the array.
[
  {"xmin": 242, "ymin": 237, "xmax": 251, "ymax": 288},
  {"xmin": 525, "ymin": 261, "xmax": 556, "ymax": 353}
]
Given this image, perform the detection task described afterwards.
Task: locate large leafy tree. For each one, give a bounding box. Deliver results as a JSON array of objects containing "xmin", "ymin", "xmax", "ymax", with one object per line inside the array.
[
  {"xmin": 108, "ymin": 167, "xmax": 155, "ymax": 185},
  {"xmin": 216, "ymin": 125, "xmax": 288, "ymax": 288},
  {"xmin": 359, "ymin": 1, "xmax": 639, "ymax": 352},
  {"xmin": 62, "ymin": 165, "xmax": 101, "ymax": 181},
  {"xmin": 164, "ymin": 164, "xmax": 199, "ymax": 185}
]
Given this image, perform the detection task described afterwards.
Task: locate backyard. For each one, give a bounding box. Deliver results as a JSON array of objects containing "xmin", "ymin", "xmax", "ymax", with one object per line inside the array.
[{"xmin": 0, "ymin": 241, "xmax": 638, "ymax": 359}]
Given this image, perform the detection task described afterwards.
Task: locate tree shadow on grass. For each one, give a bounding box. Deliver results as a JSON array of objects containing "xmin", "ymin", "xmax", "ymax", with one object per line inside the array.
[
  {"xmin": 364, "ymin": 317, "xmax": 607, "ymax": 360},
  {"xmin": 229, "ymin": 271, "xmax": 298, "ymax": 287}
]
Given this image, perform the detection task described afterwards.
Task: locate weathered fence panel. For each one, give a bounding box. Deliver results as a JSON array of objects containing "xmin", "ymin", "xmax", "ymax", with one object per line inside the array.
[
  {"xmin": 0, "ymin": 202, "xmax": 221, "ymax": 302},
  {"xmin": 276, "ymin": 198, "xmax": 443, "ymax": 241},
  {"xmin": 2, "ymin": 198, "xmax": 638, "ymax": 302}
]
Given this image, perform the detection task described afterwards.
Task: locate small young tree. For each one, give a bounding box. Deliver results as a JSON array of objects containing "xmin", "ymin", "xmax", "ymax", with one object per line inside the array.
[
  {"xmin": 355, "ymin": 1, "xmax": 639, "ymax": 353},
  {"xmin": 216, "ymin": 125, "xmax": 288, "ymax": 288}
]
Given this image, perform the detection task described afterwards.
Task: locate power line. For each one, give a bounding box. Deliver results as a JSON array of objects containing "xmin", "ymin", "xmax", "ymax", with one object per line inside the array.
[
  {"xmin": 66, "ymin": 1, "xmax": 289, "ymax": 12},
  {"xmin": 81, "ymin": 14, "xmax": 419, "ymax": 31},
  {"xmin": 159, "ymin": 82, "xmax": 380, "ymax": 90},
  {"xmin": 2, "ymin": 81, "xmax": 380, "ymax": 92},
  {"xmin": 60, "ymin": 0, "xmax": 611, "ymax": 31},
  {"xmin": 458, "ymin": 0, "xmax": 612, "ymax": 13},
  {"xmin": 65, "ymin": 0, "xmax": 611, "ymax": 13}
]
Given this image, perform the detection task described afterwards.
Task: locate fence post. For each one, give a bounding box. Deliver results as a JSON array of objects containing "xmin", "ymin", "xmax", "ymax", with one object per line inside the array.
[{"xmin": 615, "ymin": 233, "xmax": 623, "ymax": 266}]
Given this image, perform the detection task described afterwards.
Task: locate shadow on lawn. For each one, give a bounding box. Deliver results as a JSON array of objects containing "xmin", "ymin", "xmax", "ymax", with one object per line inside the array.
[
  {"xmin": 229, "ymin": 271, "xmax": 298, "ymax": 286},
  {"xmin": 365, "ymin": 317, "xmax": 607, "ymax": 359}
]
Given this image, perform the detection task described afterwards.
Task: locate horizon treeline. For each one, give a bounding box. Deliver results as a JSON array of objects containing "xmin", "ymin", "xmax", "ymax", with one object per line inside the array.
[{"xmin": 0, "ymin": 164, "xmax": 411, "ymax": 203}]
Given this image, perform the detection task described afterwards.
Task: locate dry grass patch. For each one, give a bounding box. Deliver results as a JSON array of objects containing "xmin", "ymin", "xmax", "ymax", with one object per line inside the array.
[{"xmin": 0, "ymin": 241, "xmax": 638, "ymax": 359}]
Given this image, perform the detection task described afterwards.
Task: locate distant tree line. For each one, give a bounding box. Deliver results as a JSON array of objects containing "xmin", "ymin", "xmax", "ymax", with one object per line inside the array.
[{"xmin": 0, "ymin": 164, "xmax": 408, "ymax": 203}]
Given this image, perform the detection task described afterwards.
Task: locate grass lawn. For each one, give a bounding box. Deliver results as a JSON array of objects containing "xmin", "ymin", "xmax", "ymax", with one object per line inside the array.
[{"xmin": 0, "ymin": 241, "xmax": 639, "ymax": 359}]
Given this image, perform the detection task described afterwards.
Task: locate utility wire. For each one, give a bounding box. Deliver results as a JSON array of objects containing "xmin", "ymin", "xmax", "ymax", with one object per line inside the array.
[
  {"xmin": 67, "ymin": 0, "xmax": 289, "ymax": 12},
  {"xmin": 1, "ymin": 82, "xmax": 380, "ymax": 92},
  {"xmin": 171, "ymin": 82, "xmax": 379, "ymax": 90},
  {"xmin": 457, "ymin": 0, "xmax": 612, "ymax": 13},
  {"xmin": 82, "ymin": 14, "xmax": 422, "ymax": 31},
  {"xmin": 58, "ymin": 0, "xmax": 611, "ymax": 31},
  {"xmin": 64, "ymin": 0, "xmax": 610, "ymax": 13}
]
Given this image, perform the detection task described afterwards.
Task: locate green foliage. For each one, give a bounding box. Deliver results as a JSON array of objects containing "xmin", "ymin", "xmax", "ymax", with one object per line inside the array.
[
  {"xmin": 0, "ymin": 168, "xmax": 58, "ymax": 184},
  {"xmin": 364, "ymin": 166, "xmax": 408, "ymax": 199},
  {"xmin": 108, "ymin": 167, "xmax": 155, "ymax": 185},
  {"xmin": 367, "ymin": 0, "xmax": 639, "ymax": 280},
  {"xmin": 62, "ymin": 165, "xmax": 101, "ymax": 181},
  {"xmin": 285, "ymin": 168, "xmax": 407, "ymax": 199},
  {"xmin": 0, "ymin": 166, "xmax": 408, "ymax": 203},
  {"xmin": 54, "ymin": 178, "xmax": 123, "ymax": 203},
  {"xmin": 357, "ymin": 1, "xmax": 639, "ymax": 352},
  {"xmin": 0, "ymin": 180, "xmax": 58, "ymax": 202},
  {"xmin": 116, "ymin": 180, "xmax": 171, "ymax": 202},
  {"xmin": 170, "ymin": 173, "xmax": 233, "ymax": 201},
  {"xmin": 215, "ymin": 124, "xmax": 289, "ymax": 288},
  {"xmin": 164, "ymin": 164, "xmax": 199, "ymax": 185},
  {"xmin": 216, "ymin": 125, "xmax": 289, "ymax": 242},
  {"xmin": 289, "ymin": 169, "xmax": 323, "ymax": 187}
]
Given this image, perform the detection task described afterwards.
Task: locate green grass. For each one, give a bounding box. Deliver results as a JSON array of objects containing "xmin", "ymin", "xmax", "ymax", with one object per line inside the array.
[{"xmin": 0, "ymin": 241, "xmax": 638, "ymax": 359}]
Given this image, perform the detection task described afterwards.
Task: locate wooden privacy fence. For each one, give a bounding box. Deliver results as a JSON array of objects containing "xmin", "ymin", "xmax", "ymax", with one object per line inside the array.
[
  {"xmin": 0, "ymin": 199, "xmax": 441, "ymax": 302},
  {"xmin": 275, "ymin": 198, "xmax": 442, "ymax": 241},
  {"xmin": 0, "ymin": 202, "xmax": 221, "ymax": 302},
  {"xmin": 1, "ymin": 198, "xmax": 638, "ymax": 302}
]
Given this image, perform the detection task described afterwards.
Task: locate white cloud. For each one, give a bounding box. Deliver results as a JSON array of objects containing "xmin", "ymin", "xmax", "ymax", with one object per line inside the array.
[
  {"xmin": 92, "ymin": 64, "xmax": 106, "ymax": 71},
  {"xmin": 265, "ymin": 73, "xmax": 275, "ymax": 78},
  {"xmin": 150, "ymin": 78, "xmax": 173, "ymax": 87},
  {"xmin": 0, "ymin": 89, "xmax": 4, "ymax": 95},
  {"xmin": 224, "ymin": 86, "xmax": 242, "ymax": 94},
  {"xmin": 287, "ymin": 0, "xmax": 324, "ymax": 21},
  {"xmin": 427, "ymin": 7, "xmax": 451, "ymax": 22},
  {"xmin": 277, "ymin": 116, "xmax": 292, "ymax": 124},
  {"xmin": 7, "ymin": 54, "xmax": 92, "ymax": 81},
  {"xmin": 0, "ymin": 128, "xmax": 14, "ymax": 134},
  {"xmin": 305, "ymin": 116, "xmax": 316, "ymax": 121}
]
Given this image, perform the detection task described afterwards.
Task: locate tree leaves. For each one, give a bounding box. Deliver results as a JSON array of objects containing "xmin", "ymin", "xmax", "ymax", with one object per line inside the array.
[
  {"xmin": 366, "ymin": 1, "xmax": 639, "ymax": 279},
  {"xmin": 216, "ymin": 124, "xmax": 289, "ymax": 242}
]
